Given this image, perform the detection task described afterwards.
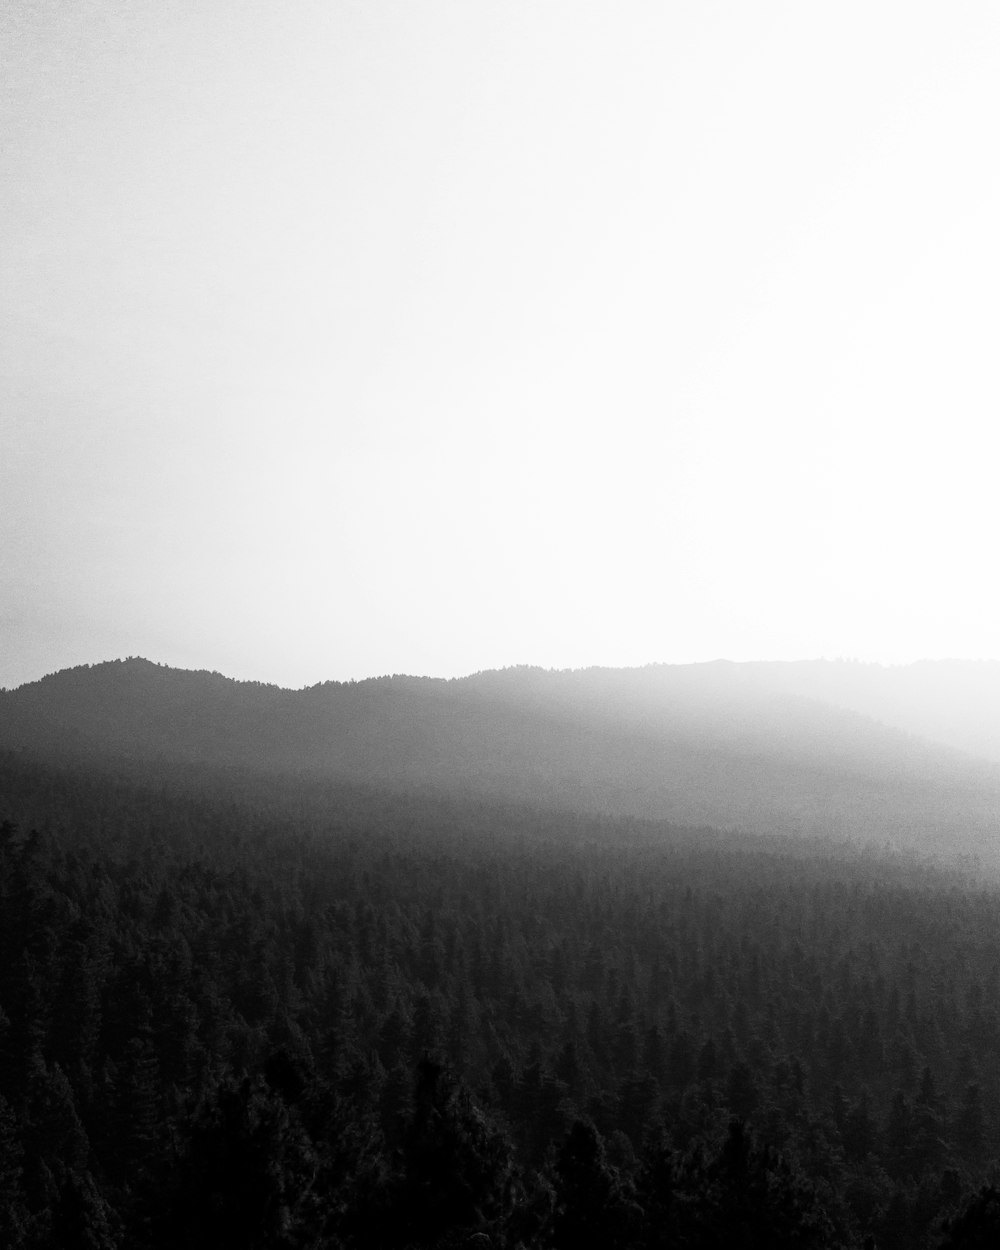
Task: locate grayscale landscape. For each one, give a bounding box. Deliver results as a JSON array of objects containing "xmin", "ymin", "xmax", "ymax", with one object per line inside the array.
[
  {"xmin": 5, "ymin": 656, "xmax": 1000, "ymax": 860},
  {"xmin": 3, "ymin": 1, "xmax": 1000, "ymax": 1247}
]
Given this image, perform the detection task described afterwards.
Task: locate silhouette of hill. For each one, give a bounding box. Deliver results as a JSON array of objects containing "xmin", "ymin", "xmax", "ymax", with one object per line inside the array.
[{"xmin": 3, "ymin": 657, "xmax": 1000, "ymax": 858}]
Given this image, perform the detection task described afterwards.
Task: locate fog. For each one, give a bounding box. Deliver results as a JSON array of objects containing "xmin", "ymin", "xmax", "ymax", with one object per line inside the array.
[{"xmin": 4, "ymin": 1, "xmax": 999, "ymax": 687}]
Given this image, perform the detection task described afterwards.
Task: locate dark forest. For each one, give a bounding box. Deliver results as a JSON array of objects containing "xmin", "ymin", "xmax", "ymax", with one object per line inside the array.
[{"xmin": 4, "ymin": 734, "xmax": 1000, "ymax": 1248}]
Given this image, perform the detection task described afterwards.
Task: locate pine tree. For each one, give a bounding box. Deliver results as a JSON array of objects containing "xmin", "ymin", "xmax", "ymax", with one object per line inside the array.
[
  {"xmin": 154, "ymin": 1075, "xmax": 320, "ymax": 1250},
  {"xmin": 939, "ymin": 1186, "xmax": 1000, "ymax": 1249},
  {"xmin": 548, "ymin": 1119, "xmax": 637, "ymax": 1250},
  {"xmin": 384, "ymin": 1057, "xmax": 517, "ymax": 1249},
  {"xmin": 955, "ymin": 1084, "xmax": 985, "ymax": 1160},
  {"xmin": 0, "ymin": 1092, "xmax": 27, "ymax": 1249},
  {"xmin": 51, "ymin": 1170, "xmax": 122, "ymax": 1250}
]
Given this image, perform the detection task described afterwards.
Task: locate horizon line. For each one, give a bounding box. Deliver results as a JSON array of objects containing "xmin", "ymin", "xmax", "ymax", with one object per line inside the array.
[{"xmin": 6, "ymin": 653, "xmax": 1000, "ymax": 695}]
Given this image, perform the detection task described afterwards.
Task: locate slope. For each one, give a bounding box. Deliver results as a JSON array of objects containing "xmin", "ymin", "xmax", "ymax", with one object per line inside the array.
[{"xmin": 2, "ymin": 657, "xmax": 999, "ymax": 858}]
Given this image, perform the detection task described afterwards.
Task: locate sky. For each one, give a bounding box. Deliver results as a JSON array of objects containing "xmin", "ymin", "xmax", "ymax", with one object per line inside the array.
[{"xmin": 3, "ymin": 1, "xmax": 1000, "ymax": 690}]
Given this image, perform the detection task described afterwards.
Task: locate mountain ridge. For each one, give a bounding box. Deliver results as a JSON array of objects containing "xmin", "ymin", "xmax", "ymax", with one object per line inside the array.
[{"xmin": 3, "ymin": 656, "xmax": 1000, "ymax": 860}]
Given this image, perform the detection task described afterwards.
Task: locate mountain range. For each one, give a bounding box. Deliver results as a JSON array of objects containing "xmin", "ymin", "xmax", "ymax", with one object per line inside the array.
[{"xmin": 3, "ymin": 656, "xmax": 1000, "ymax": 861}]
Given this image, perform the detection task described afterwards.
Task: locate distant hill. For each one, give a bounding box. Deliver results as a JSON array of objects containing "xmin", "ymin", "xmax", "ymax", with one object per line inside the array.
[
  {"xmin": 3, "ymin": 657, "xmax": 1000, "ymax": 859},
  {"xmin": 726, "ymin": 658, "xmax": 1000, "ymax": 763}
]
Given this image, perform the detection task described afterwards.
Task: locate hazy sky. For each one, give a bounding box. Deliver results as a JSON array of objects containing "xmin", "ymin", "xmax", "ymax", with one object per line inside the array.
[{"xmin": 3, "ymin": 1, "xmax": 1000, "ymax": 689}]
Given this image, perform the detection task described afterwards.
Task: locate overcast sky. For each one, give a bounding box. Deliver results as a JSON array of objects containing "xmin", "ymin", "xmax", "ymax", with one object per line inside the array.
[{"xmin": 3, "ymin": 1, "xmax": 999, "ymax": 689}]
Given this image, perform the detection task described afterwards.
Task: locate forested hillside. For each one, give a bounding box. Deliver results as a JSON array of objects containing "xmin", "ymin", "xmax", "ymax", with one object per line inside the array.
[
  {"xmin": 4, "ymin": 658, "xmax": 1000, "ymax": 859},
  {"xmin": 2, "ymin": 749, "xmax": 1000, "ymax": 1247}
]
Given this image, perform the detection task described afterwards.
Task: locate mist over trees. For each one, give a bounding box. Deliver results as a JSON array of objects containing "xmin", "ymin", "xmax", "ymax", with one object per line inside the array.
[
  {"xmin": 4, "ymin": 659, "xmax": 1000, "ymax": 1246},
  {"xmin": 4, "ymin": 657, "xmax": 1000, "ymax": 861}
]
